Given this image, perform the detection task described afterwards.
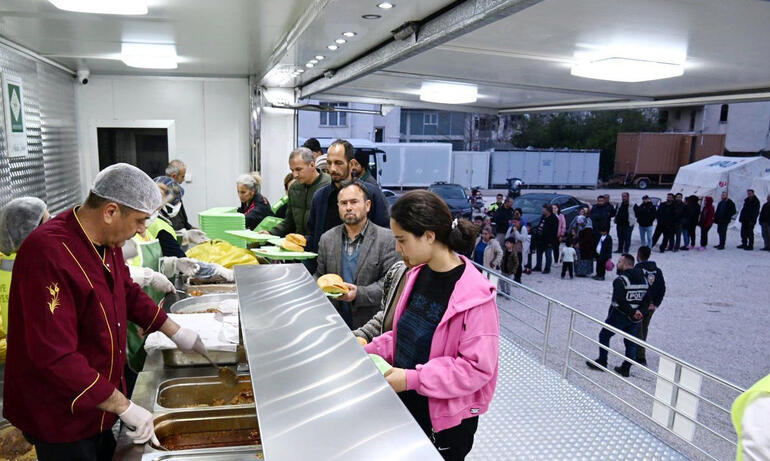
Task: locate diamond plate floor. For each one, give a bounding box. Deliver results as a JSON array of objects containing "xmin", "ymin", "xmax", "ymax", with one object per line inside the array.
[{"xmin": 469, "ymin": 337, "xmax": 688, "ymax": 460}]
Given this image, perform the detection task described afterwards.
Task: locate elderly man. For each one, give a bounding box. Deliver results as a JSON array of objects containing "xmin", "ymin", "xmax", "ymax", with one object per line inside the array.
[
  {"xmin": 3, "ymin": 164, "xmax": 207, "ymax": 460},
  {"xmin": 738, "ymin": 189, "xmax": 761, "ymax": 251},
  {"xmin": 164, "ymin": 159, "xmax": 192, "ymax": 231},
  {"xmin": 315, "ymin": 181, "xmax": 398, "ymax": 330},
  {"xmin": 306, "ymin": 139, "xmax": 390, "ymax": 255},
  {"xmin": 267, "ymin": 147, "xmax": 331, "ymax": 237}
]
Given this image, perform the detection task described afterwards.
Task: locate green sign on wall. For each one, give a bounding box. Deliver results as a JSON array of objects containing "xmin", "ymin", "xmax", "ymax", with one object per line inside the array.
[
  {"xmin": 2, "ymin": 73, "xmax": 28, "ymax": 156},
  {"xmin": 7, "ymin": 83, "xmax": 23, "ymax": 133}
]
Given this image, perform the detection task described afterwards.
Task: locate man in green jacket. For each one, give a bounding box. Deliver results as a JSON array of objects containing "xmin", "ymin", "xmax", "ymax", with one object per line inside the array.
[{"xmin": 268, "ymin": 147, "xmax": 331, "ymax": 237}]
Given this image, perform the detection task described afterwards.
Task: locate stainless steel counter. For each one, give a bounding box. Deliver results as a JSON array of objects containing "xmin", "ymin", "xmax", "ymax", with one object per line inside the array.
[{"xmin": 235, "ymin": 264, "xmax": 441, "ymax": 461}]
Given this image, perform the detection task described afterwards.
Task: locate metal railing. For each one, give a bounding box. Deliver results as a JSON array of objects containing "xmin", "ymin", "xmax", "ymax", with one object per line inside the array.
[{"xmin": 473, "ymin": 262, "xmax": 745, "ymax": 461}]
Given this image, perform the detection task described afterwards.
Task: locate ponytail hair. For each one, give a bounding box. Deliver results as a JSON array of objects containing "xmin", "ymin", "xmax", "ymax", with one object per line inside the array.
[{"xmin": 390, "ymin": 190, "xmax": 478, "ymax": 255}]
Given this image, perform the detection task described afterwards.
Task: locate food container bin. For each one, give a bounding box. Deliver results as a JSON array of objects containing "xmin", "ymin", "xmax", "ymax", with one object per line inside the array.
[
  {"xmin": 161, "ymin": 350, "xmax": 238, "ymax": 368},
  {"xmin": 156, "ymin": 375, "xmax": 254, "ymax": 410},
  {"xmin": 169, "ymin": 294, "xmax": 238, "ymax": 314},
  {"xmin": 152, "ymin": 408, "xmax": 260, "ymax": 452},
  {"xmin": 185, "ymin": 284, "xmax": 237, "ymax": 297}
]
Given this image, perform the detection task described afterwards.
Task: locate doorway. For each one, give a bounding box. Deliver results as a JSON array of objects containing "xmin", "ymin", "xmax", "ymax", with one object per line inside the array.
[
  {"xmin": 97, "ymin": 127, "xmax": 169, "ymax": 178},
  {"xmin": 374, "ymin": 127, "xmax": 384, "ymax": 143}
]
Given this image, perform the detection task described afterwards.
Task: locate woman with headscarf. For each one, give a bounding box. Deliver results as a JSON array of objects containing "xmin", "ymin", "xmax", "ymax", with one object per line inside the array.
[
  {"xmin": 236, "ymin": 174, "xmax": 273, "ymax": 230},
  {"xmin": 0, "ymin": 197, "xmax": 50, "ymax": 335}
]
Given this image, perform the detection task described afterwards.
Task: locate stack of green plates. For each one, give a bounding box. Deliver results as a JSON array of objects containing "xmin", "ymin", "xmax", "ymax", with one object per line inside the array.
[{"xmin": 198, "ymin": 207, "xmax": 246, "ymax": 247}]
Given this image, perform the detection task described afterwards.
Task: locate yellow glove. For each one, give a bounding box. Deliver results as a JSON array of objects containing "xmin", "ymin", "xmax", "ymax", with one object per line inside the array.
[{"xmin": 356, "ymin": 336, "xmax": 368, "ymax": 346}]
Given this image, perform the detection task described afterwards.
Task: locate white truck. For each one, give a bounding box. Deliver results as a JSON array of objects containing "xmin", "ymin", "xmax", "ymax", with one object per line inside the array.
[{"xmin": 374, "ymin": 142, "xmax": 453, "ymax": 189}]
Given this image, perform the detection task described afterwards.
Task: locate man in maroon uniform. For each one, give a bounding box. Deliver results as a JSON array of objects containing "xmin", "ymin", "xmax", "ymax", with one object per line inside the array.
[{"xmin": 3, "ymin": 163, "xmax": 206, "ymax": 460}]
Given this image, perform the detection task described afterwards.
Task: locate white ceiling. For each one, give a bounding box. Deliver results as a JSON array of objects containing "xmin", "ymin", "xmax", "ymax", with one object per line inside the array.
[
  {"xmin": 308, "ymin": 0, "xmax": 770, "ymax": 111},
  {"xmin": 0, "ymin": 0, "xmax": 314, "ymax": 76}
]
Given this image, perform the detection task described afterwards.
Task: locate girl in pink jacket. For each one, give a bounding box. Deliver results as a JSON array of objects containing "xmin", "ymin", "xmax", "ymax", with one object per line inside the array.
[{"xmin": 365, "ymin": 190, "xmax": 499, "ymax": 460}]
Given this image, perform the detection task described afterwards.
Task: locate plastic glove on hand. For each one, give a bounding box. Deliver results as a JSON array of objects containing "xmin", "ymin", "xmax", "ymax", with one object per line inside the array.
[
  {"xmin": 149, "ymin": 270, "xmax": 175, "ymax": 293},
  {"xmin": 181, "ymin": 229, "xmax": 209, "ymax": 245},
  {"xmin": 119, "ymin": 402, "xmax": 157, "ymax": 445},
  {"xmin": 212, "ymin": 264, "xmax": 234, "ymax": 282},
  {"xmin": 176, "ymin": 258, "xmax": 200, "ymax": 277},
  {"xmin": 170, "ymin": 327, "xmax": 206, "ymax": 355}
]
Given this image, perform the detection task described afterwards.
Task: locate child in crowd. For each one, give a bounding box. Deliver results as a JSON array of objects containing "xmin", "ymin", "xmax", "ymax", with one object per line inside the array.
[
  {"xmin": 560, "ymin": 239, "xmax": 577, "ymax": 279},
  {"xmin": 500, "ymin": 237, "xmax": 519, "ymax": 294}
]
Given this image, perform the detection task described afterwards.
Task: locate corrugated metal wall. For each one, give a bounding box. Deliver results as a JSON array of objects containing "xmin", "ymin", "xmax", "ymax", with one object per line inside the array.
[{"xmin": 0, "ymin": 44, "xmax": 80, "ymax": 214}]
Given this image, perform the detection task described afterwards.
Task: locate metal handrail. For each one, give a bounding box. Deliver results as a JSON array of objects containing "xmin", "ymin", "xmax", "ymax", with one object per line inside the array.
[
  {"xmin": 472, "ymin": 261, "xmax": 746, "ymax": 458},
  {"xmin": 473, "ymin": 262, "xmax": 745, "ymax": 394}
]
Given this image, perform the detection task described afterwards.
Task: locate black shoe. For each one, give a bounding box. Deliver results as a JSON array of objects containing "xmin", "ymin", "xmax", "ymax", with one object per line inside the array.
[
  {"xmin": 586, "ymin": 359, "xmax": 607, "ymax": 370},
  {"xmin": 614, "ymin": 250, "xmax": 622, "ymax": 253},
  {"xmin": 715, "ymin": 246, "xmax": 725, "ymax": 250},
  {"xmin": 542, "ymin": 270, "xmax": 550, "ymax": 274},
  {"xmin": 561, "ymin": 275, "xmax": 565, "ymax": 279},
  {"xmin": 737, "ymin": 244, "xmax": 746, "ymax": 249},
  {"xmin": 592, "ymin": 275, "xmax": 605, "ymax": 281},
  {"xmin": 532, "ymin": 267, "xmax": 541, "ymax": 272},
  {"xmin": 679, "ymin": 246, "xmax": 689, "ymax": 251},
  {"xmin": 745, "ymin": 246, "xmax": 753, "ymax": 251},
  {"xmin": 614, "ymin": 366, "xmax": 631, "ymax": 377},
  {"xmin": 762, "ymin": 248, "xmax": 770, "ymax": 252}
]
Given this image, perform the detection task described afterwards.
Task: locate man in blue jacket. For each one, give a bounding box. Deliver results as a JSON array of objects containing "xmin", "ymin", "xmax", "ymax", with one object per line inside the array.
[{"xmin": 306, "ymin": 139, "xmax": 390, "ymax": 257}]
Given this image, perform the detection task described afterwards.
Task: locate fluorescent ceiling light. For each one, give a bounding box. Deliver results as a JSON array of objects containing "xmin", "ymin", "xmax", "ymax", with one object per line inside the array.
[
  {"xmin": 48, "ymin": 0, "xmax": 147, "ymax": 15},
  {"xmin": 315, "ymin": 55, "xmax": 325, "ymax": 60},
  {"xmin": 121, "ymin": 43, "xmax": 178, "ymax": 69},
  {"xmin": 343, "ymin": 32, "xmax": 357, "ymax": 37},
  {"xmin": 327, "ymin": 45, "xmax": 338, "ymax": 51},
  {"xmin": 297, "ymin": 69, "xmax": 305, "ymax": 73},
  {"xmin": 571, "ymin": 57, "xmax": 684, "ymax": 82},
  {"xmin": 377, "ymin": 2, "xmax": 394, "ymax": 9},
  {"xmin": 420, "ymin": 81, "xmax": 477, "ymax": 104},
  {"xmin": 335, "ymin": 38, "xmax": 347, "ymax": 44},
  {"xmin": 305, "ymin": 63, "xmax": 314, "ymax": 68}
]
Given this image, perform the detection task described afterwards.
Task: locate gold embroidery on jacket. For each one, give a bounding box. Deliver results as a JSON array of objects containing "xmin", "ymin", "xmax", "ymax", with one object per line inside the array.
[{"xmin": 47, "ymin": 282, "xmax": 61, "ymax": 314}]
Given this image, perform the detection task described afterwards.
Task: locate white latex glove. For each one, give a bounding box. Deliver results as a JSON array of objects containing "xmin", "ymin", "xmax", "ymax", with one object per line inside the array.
[
  {"xmin": 159, "ymin": 257, "xmax": 200, "ymax": 278},
  {"xmin": 149, "ymin": 270, "xmax": 175, "ymax": 293},
  {"xmin": 119, "ymin": 401, "xmax": 159, "ymax": 445},
  {"xmin": 170, "ymin": 327, "xmax": 207, "ymax": 355},
  {"xmin": 213, "ymin": 264, "xmax": 234, "ymax": 282},
  {"xmin": 181, "ymin": 229, "xmax": 209, "ymax": 245}
]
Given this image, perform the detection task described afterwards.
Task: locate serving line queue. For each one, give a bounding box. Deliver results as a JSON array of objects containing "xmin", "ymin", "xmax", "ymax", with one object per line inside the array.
[
  {"xmin": 0, "ymin": 138, "xmax": 766, "ymax": 460},
  {"xmin": 0, "ymin": 138, "xmax": 500, "ymax": 461}
]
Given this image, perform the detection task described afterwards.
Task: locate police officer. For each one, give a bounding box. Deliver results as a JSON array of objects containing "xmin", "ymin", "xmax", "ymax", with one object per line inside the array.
[
  {"xmin": 586, "ymin": 253, "xmax": 649, "ymax": 377},
  {"xmin": 634, "ymin": 246, "xmax": 666, "ymax": 367}
]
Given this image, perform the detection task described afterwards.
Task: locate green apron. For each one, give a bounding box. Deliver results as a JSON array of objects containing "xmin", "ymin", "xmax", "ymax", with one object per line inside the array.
[{"xmin": 126, "ymin": 234, "xmax": 164, "ymax": 372}]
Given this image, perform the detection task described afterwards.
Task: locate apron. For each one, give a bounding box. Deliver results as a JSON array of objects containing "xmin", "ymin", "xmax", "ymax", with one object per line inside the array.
[{"xmin": 126, "ymin": 233, "xmax": 164, "ymax": 372}]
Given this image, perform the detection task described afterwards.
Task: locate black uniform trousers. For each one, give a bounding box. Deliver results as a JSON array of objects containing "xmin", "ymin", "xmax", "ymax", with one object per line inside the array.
[
  {"xmin": 741, "ymin": 221, "xmax": 755, "ymax": 248},
  {"xmin": 25, "ymin": 431, "xmax": 116, "ymax": 461},
  {"xmin": 717, "ymin": 222, "xmax": 729, "ymax": 247}
]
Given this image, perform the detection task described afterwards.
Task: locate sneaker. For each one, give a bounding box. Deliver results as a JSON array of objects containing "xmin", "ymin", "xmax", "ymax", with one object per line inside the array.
[
  {"xmin": 586, "ymin": 359, "xmax": 607, "ymax": 370},
  {"xmin": 614, "ymin": 366, "xmax": 631, "ymax": 377}
]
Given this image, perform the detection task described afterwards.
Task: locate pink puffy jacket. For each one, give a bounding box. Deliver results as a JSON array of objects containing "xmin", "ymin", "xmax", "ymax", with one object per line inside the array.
[{"xmin": 365, "ymin": 255, "xmax": 500, "ymax": 432}]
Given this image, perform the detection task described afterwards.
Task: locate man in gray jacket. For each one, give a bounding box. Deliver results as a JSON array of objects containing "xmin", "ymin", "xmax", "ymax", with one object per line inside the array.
[{"xmin": 316, "ymin": 181, "xmax": 398, "ymax": 329}]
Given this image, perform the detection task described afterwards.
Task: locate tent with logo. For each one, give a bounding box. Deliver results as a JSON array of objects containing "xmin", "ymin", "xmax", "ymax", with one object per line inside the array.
[{"xmin": 671, "ymin": 155, "xmax": 770, "ymax": 203}]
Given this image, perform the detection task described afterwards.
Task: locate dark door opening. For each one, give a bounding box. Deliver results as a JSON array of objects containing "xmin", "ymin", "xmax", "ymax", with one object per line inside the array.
[
  {"xmin": 98, "ymin": 128, "xmax": 169, "ymax": 178},
  {"xmin": 374, "ymin": 127, "xmax": 384, "ymax": 143}
]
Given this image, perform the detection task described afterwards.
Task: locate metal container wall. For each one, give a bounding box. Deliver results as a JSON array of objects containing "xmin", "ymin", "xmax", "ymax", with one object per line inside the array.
[
  {"xmin": 490, "ymin": 150, "xmax": 600, "ymax": 187},
  {"xmin": 614, "ymin": 132, "xmax": 683, "ymax": 176},
  {"xmin": 452, "ymin": 151, "xmax": 490, "ymax": 188},
  {"xmin": 693, "ymin": 134, "xmax": 727, "ymax": 162},
  {"xmin": 0, "ymin": 44, "xmax": 80, "ymax": 213}
]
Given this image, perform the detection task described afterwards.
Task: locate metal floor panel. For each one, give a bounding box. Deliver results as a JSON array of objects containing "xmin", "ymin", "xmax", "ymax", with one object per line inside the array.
[{"xmin": 469, "ymin": 337, "xmax": 687, "ymax": 460}]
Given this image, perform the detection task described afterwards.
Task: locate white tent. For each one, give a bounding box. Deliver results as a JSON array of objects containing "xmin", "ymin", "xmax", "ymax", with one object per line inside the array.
[
  {"xmin": 750, "ymin": 173, "xmax": 770, "ymax": 200},
  {"xmin": 671, "ymin": 155, "xmax": 770, "ymax": 203}
]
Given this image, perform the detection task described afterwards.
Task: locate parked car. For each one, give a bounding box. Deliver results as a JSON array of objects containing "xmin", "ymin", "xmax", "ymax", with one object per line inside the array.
[
  {"xmin": 514, "ymin": 193, "xmax": 588, "ymax": 228},
  {"xmin": 428, "ymin": 182, "xmax": 472, "ymax": 219},
  {"xmin": 382, "ymin": 188, "xmax": 399, "ymax": 209}
]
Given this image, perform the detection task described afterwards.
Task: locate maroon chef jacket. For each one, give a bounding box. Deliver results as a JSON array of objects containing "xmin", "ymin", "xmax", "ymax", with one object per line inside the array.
[{"xmin": 3, "ymin": 208, "xmax": 168, "ymax": 443}]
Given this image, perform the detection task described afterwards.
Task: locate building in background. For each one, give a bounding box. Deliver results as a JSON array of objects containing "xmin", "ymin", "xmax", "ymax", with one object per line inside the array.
[
  {"xmin": 664, "ymin": 102, "xmax": 770, "ymax": 156},
  {"xmin": 297, "ymin": 100, "xmax": 401, "ymax": 143}
]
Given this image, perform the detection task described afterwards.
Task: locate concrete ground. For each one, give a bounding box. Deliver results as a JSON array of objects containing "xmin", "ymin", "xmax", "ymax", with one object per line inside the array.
[{"xmin": 481, "ymin": 187, "xmax": 769, "ymax": 460}]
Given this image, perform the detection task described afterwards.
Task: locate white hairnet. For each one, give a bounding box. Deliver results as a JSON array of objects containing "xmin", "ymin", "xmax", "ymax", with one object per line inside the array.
[
  {"xmin": 91, "ymin": 163, "xmax": 162, "ymax": 215},
  {"xmin": 0, "ymin": 197, "xmax": 47, "ymax": 255}
]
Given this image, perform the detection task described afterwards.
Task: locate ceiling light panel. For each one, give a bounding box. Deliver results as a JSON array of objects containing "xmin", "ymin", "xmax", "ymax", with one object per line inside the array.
[
  {"xmin": 121, "ymin": 43, "xmax": 178, "ymax": 69},
  {"xmin": 420, "ymin": 81, "xmax": 478, "ymax": 104},
  {"xmin": 377, "ymin": 2, "xmax": 395, "ymax": 9},
  {"xmin": 49, "ymin": 0, "xmax": 148, "ymax": 15},
  {"xmin": 571, "ymin": 57, "xmax": 684, "ymax": 82}
]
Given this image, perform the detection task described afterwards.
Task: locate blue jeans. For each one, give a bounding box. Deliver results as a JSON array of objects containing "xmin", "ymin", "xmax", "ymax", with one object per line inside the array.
[
  {"xmin": 598, "ymin": 308, "xmax": 640, "ymax": 368},
  {"xmin": 682, "ymin": 228, "xmax": 690, "ymax": 247},
  {"xmin": 638, "ymin": 226, "xmax": 653, "ymax": 248}
]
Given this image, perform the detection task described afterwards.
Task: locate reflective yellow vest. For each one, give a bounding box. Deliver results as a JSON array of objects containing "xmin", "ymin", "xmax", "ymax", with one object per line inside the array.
[
  {"xmin": 732, "ymin": 374, "xmax": 770, "ymax": 461},
  {"xmin": 146, "ymin": 216, "xmax": 177, "ymax": 242},
  {"xmin": 0, "ymin": 253, "xmax": 15, "ymax": 337}
]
